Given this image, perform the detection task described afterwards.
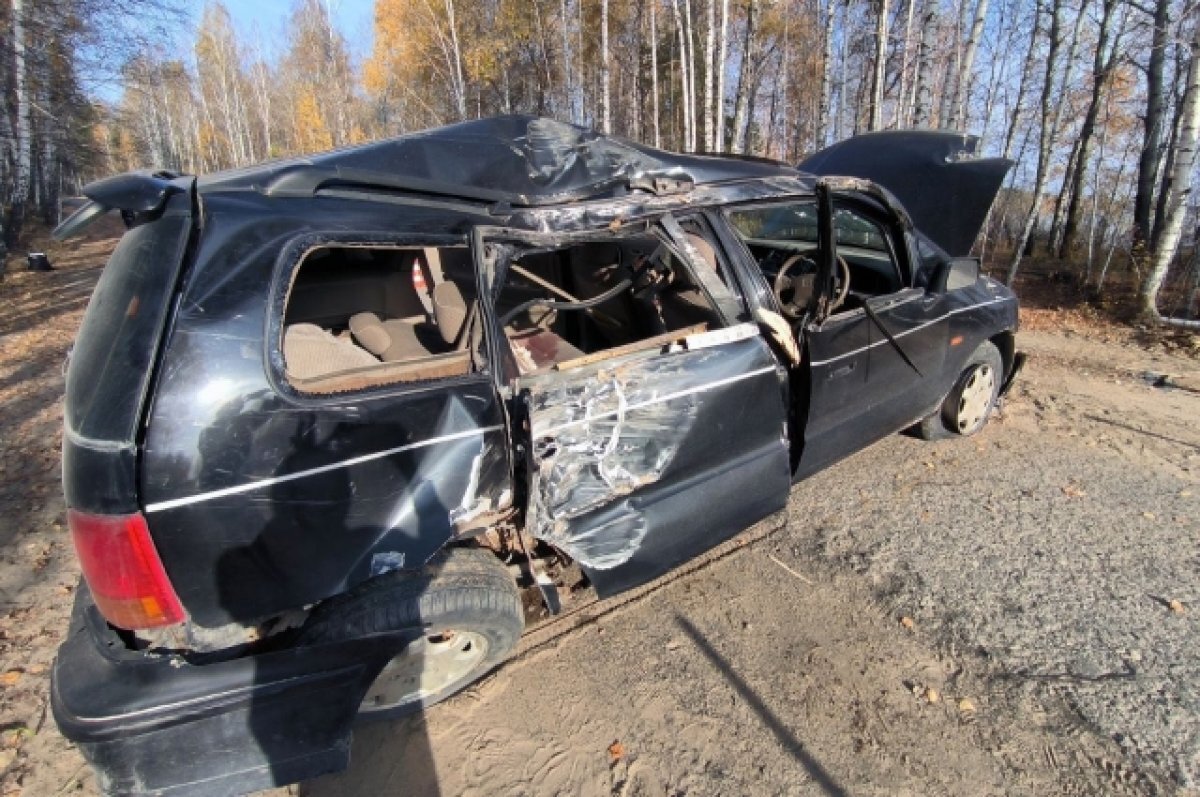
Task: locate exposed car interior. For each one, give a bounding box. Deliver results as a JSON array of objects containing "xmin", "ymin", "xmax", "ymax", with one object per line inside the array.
[
  {"xmin": 282, "ymin": 245, "xmax": 477, "ymax": 392},
  {"xmin": 494, "ymin": 231, "xmax": 730, "ymax": 375},
  {"xmin": 728, "ymin": 199, "xmax": 905, "ymax": 316}
]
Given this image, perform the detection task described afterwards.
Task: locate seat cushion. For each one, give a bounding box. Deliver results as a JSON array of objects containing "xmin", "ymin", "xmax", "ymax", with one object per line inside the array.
[
  {"xmin": 349, "ymin": 312, "xmax": 434, "ymax": 362},
  {"xmin": 284, "ymin": 324, "xmax": 379, "ymax": 379}
]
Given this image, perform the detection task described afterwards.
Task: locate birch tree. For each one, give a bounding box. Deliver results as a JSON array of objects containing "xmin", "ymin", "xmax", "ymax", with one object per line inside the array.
[
  {"xmin": 868, "ymin": 0, "xmax": 889, "ymax": 130},
  {"xmin": 912, "ymin": 0, "xmax": 937, "ymax": 127},
  {"xmin": 1141, "ymin": 19, "xmax": 1200, "ymax": 321},
  {"xmin": 948, "ymin": 0, "xmax": 989, "ymax": 129},
  {"xmin": 1059, "ymin": 0, "xmax": 1123, "ymax": 256},
  {"xmin": 1007, "ymin": 0, "xmax": 1064, "ymax": 284},
  {"xmin": 730, "ymin": 0, "xmax": 761, "ymax": 153},
  {"xmin": 4, "ymin": 0, "xmax": 32, "ymax": 257},
  {"xmin": 1133, "ymin": 0, "xmax": 1171, "ymax": 246},
  {"xmin": 715, "ymin": 0, "xmax": 729, "ymax": 150}
]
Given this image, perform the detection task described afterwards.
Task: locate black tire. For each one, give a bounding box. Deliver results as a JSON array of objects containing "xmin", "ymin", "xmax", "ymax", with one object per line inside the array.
[
  {"xmin": 916, "ymin": 341, "xmax": 1004, "ymax": 440},
  {"xmin": 298, "ymin": 546, "xmax": 523, "ymax": 720}
]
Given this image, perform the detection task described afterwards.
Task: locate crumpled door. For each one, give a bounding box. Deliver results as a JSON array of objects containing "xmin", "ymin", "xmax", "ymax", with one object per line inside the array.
[{"xmin": 519, "ymin": 325, "xmax": 791, "ymax": 597}]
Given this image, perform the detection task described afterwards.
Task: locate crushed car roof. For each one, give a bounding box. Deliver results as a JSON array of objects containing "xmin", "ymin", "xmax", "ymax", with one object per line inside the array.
[{"xmin": 198, "ymin": 115, "xmax": 801, "ymax": 207}]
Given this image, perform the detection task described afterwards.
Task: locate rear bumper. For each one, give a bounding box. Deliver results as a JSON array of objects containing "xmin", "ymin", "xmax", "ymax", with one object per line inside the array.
[{"xmin": 52, "ymin": 586, "xmax": 400, "ymax": 796}]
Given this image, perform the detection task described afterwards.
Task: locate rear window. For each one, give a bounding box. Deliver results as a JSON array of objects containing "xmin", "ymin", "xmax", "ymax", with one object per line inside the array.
[
  {"xmin": 66, "ymin": 210, "xmax": 191, "ymax": 442},
  {"xmin": 279, "ymin": 245, "xmax": 477, "ymax": 394}
]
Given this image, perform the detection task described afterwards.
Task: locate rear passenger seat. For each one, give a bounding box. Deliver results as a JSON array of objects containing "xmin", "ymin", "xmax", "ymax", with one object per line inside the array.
[
  {"xmin": 283, "ymin": 324, "xmax": 379, "ymax": 379},
  {"xmin": 349, "ymin": 281, "xmax": 470, "ymax": 361}
]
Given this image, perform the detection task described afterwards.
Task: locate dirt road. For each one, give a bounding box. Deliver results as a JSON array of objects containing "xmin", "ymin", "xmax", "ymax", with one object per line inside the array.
[{"xmin": 0, "ymin": 242, "xmax": 1196, "ymax": 796}]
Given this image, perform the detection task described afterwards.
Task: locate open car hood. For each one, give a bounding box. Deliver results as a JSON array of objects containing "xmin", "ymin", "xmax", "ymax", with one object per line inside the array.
[{"xmin": 799, "ymin": 130, "xmax": 1012, "ymax": 256}]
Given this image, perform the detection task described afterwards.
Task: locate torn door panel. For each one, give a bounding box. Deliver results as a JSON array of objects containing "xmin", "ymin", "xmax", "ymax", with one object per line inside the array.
[{"xmin": 522, "ymin": 333, "xmax": 789, "ymax": 574}]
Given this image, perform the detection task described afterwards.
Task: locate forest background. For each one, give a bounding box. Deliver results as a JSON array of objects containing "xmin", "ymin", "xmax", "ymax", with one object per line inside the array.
[{"xmin": 3, "ymin": 0, "xmax": 1199, "ymax": 322}]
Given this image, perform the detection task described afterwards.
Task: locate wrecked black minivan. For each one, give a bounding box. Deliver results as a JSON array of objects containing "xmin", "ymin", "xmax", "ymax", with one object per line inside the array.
[{"xmin": 51, "ymin": 116, "xmax": 1021, "ymax": 795}]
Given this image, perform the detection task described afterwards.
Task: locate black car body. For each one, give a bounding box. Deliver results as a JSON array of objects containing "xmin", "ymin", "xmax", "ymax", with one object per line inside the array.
[{"xmin": 52, "ymin": 117, "xmax": 1020, "ymax": 795}]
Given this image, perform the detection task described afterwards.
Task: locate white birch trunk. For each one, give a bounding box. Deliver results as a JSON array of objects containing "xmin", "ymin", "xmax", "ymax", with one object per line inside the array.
[
  {"xmin": 1007, "ymin": 0, "xmax": 1063, "ymax": 284},
  {"xmin": 703, "ymin": 0, "xmax": 715, "ymax": 149},
  {"xmin": 8, "ymin": 0, "xmax": 32, "ymax": 250},
  {"xmin": 912, "ymin": 1, "xmax": 936, "ymax": 127},
  {"xmin": 684, "ymin": 0, "xmax": 698, "ymax": 151},
  {"xmin": 949, "ymin": 0, "xmax": 988, "ymax": 129},
  {"xmin": 730, "ymin": 0, "xmax": 759, "ymax": 153},
  {"xmin": 445, "ymin": 0, "xmax": 467, "ymax": 119},
  {"xmin": 671, "ymin": 0, "xmax": 693, "ymax": 150},
  {"xmin": 819, "ymin": 0, "xmax": 835, "ymax": 145},
  {"xmin": 601, "ymin": 0, "xmax": 611, "ymax": 132},
  {"xmin": 896, "ymin": 0, "xmax": 916, "ymax": 127},
  {"xmin": 715, "ymin": 0, "xmax": 729, "ymax": 150},
  {"xmin": 560, "ymin": 0, "xmax": 573, "ymax": 121},
  {"xmin": 869, "ymin": 0, "xmax": 889, "ymax": 131},
  {"xmin": 652, "ymin": 0, "xmax": 661, "ymax": 147},
  {"xmin": 1142, "ymin": 26, "xmax": 1200, "ymax": 318}
]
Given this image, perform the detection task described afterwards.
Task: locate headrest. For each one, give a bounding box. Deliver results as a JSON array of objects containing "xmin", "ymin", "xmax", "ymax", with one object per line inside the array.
[
  {"xmin": 432, "ymin": 281, "xmax": 468, "ymax": 345},
  {"xmin": 348, "ymin": 312, "xmax": 390, "ymax": 357}
]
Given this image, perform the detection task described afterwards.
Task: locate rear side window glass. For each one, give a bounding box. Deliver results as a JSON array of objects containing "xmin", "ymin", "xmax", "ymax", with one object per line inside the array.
[
  {"xmin": 280, "ymin": 245, "xmax": 477, "ymax": 395},
  {"xmin": 66, "ymin": 212, "xmax": 191, "ymax": 442}
]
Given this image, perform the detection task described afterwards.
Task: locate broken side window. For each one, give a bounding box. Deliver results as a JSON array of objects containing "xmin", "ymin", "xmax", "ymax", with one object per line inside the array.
[
  {"xmin": 492, "ymin": 227, "xmax": 741, "ymax": 376},
  {"xmin": 280, "ymin": 245, "xmax": 479, "ymax": 394},
  {"xmin": 727, "ymin": 200, "xmax": 904, "ymax": 316}
]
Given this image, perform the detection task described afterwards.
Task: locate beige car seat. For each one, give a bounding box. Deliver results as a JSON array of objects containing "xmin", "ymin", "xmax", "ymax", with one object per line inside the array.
[
  {"xmin": 350, "ymin": 281, "xmax": 470, "ymax": 362},
  {"xmin": 284, "ymin": 323, "xmax": 379, "ymax": 379}
]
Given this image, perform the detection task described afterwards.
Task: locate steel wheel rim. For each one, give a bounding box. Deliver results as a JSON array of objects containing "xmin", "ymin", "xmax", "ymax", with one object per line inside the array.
[
  {"xmin": 954, "ymin": 364, "xmax": 996, "ymax": 434},
  {"xmin": 361, "ymin": 630, "xmax": 489, "ymax": 713}
]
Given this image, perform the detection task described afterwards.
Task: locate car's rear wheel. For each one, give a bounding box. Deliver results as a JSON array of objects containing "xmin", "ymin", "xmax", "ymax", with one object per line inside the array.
[
  {"xmin": 917, "ymin": 341, "xmax": 1004, "ymax": 440},
  {"xmin": 297, "ymin": 546, "xmax": 523, "ymax": 720}
]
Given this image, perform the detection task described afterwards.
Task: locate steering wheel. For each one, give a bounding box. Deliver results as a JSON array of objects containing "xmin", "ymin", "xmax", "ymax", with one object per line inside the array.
[{"xmin": 772, "ymin": 252, "xmax": 852, "ymax": 319}]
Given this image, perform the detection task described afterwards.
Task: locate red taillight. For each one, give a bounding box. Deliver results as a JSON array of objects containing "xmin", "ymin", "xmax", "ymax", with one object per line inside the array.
[{"xmin": 67, "ymin": 510, "xmax": 186, "ymax": 630}]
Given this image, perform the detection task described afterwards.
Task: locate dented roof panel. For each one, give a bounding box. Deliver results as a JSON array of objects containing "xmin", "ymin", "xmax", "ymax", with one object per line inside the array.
[{"xmin": 199, "ymin": 116, "xmax": 801, "ymax": 206}]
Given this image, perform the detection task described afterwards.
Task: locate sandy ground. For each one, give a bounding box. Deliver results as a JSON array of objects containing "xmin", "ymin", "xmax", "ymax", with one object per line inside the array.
[{"xmin": 0, "ymin": 235, "xmax": 1197, "ymax": 796}]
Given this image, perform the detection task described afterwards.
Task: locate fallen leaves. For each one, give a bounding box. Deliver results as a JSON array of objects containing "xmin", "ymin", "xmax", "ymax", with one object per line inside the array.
[
  {"xmin": 1, "ymin": 726, "xmax": 30, "ymax": 749},
  {"xmin": 607, "ymin": 740, "xmax": 625, "ymax": 763},
  {"xmin": 924, "ymin": 687, "xmax": 941, "ymax": 705},
  {"xmin": 899, "ymin": 616, "xmax": 915, "ymax": 631},
  {"xmin": 957, "ymin": 698, "xmax": 977, "ymax": 715},
  {"xmin": 1168, "ymin": 599, "xmax": 1186, "ymax": 615},
  {"xmin": 1060, "ymin": 484, "xmax": 1087, "ymax": 499},
  {"xmin": 0, "ymin": 670, "xmax": 22, "ymax": 687}
]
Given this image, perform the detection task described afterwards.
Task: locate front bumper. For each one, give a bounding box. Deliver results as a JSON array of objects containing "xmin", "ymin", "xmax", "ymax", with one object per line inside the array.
[{"xmin": 52, "ymin": 586, "xmax": 402, "ymax": 796}]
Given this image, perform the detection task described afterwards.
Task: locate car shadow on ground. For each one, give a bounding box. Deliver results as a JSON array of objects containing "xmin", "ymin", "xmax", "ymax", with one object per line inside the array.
[
  {"xmin": 674, "ymin": 614, "xmax": 848, "ymax": 797},
  {"xmin": 1083, "ymin": 412, "xmax": 1200, "ymax": 451},
  {"xmin": 298, "ymin": 714, "xmax": 442, "ymax": 796}
]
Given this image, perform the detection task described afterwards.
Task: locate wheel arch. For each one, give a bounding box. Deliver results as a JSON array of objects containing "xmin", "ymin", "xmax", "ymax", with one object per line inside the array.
[{"xmin": 988, "ymin": 329, "xmax": 1016, "ymax": 379}]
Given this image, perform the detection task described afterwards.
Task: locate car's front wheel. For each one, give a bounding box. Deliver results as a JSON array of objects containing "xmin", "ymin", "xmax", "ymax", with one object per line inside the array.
[
  {"xmin": 297, "ymin": 546, "xmax": 524, "ymax": 720},
  {"xmin": 918, "ymin": 341, "xmax": 1004, "ymax": 439}
]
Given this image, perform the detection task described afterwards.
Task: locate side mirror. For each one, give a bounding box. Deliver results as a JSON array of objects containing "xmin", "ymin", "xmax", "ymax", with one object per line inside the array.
[{"xmin": 932, "ymin": 257, "xmax": 981, "ymax": 293}]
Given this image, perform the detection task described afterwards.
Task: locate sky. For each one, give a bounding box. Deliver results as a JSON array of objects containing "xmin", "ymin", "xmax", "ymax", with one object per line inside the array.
[
  {"xmin": 181, "ymin": 0, "xmax": 377, "ymax": 60},
  {"xmin": 88, "ymin": 0, "xmax": 376, "ymax": 101}
]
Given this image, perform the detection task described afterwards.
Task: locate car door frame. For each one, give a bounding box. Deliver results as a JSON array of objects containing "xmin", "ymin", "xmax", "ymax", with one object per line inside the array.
[
  {"xmin": 474, "ymin": 215, "xmax": 793, "ymax": 598},
  {"xmin": 711, "ymin": 178, "xmax": 951, "ymax": 479}
]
